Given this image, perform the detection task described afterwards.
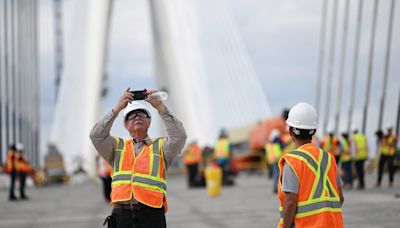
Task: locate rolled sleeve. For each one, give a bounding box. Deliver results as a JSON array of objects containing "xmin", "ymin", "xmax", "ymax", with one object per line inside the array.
[
  {"xmin": 159, "ymin": 107, "xmax": 187, "ymax": 168},
  {"xmin": 89, "ymin": 110, "xmax": 117, "ymax": 165}
]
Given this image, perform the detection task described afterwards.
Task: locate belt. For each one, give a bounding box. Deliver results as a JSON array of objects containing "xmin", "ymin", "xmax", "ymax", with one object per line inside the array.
[{"xmin": 113, "ymin": 203, "xmax": 146, "ymax": 211}]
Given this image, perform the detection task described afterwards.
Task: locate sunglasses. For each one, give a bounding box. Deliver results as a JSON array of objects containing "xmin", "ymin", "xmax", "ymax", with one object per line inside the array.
[{"xmin": 126, "ymin": 112, "xmax": 149, "ymax": 121}]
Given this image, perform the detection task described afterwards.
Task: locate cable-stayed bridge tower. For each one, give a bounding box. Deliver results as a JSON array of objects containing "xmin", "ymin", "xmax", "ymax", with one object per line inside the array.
[{"xmin": 51, "ymin": 0, "xmax": 272, "ymax": 175}]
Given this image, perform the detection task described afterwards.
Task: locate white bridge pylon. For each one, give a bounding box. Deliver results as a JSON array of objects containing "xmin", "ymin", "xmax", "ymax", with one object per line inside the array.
[{"xmin": 51, "ymin": 0, "xmax": 272, "ymax": 176}]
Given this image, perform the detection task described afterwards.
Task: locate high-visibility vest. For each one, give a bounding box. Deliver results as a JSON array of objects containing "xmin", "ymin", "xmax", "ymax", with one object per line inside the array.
[
  {"xmin": 111, "ymin": 137, "xmax": 168, "ymax": 212},
  {"xmin": 387, "ymin": 134, "xmax": 397, "ymax": 156},
  {"xmin": 321, "ymin": 136, "xmax": 339, "ymax": 156},
  {"xmin": 353, "ymin": 133, "xmax": 367, "ymax": 161},
  {"xmin": 379, "ymin": 137, "xmax": 389, "ymax": 156},
  {"xmin": 17, "ymin": 155, "xmax": 31, "ymax": 173},
  {"xmin": 278, "ymin": 143, "xmax": 343, "ymax": 228},
  {"xmin": 184, "ymin": 144, "xmax": 202, "ymax": 165},
  {"xmin": 214, "ymin": 139, "xmax": 230, "ymax": 159},
  {"xmin": 339, "ymin": 138, "xmax": 351, "ymax": 162},
  {"xmin": 265, "ymin": 143, "xmax": 283, "ymax": 164},
  {"xmin": 6, "ymin": 151, "xmax": 17, "ymax": 173}
]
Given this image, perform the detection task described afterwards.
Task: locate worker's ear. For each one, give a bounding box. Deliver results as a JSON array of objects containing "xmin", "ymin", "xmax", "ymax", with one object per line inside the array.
[
  {"xmin": 289, "ymin": 128, "xmax": 295, "ymax": 142},
  {"xmin": 123, "ymin": 120, "xmax": 128, "ymax": 130}
]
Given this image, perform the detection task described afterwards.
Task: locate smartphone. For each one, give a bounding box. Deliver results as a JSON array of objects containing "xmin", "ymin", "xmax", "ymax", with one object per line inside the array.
[{"xmin": 130, "ymin": 90, "xmax": 147, "ymax": 100}]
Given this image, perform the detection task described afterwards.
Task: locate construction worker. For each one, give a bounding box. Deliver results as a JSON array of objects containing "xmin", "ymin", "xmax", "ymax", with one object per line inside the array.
[
  {"xmin": 278, "ymin": 102, "xmax": 344, "ymax": 228},
  {"xmin": 321, "ymin": 130, "xmax": 340, "ymax": 164},
  {"xmin": 6, "ymin": 144, "xmax": 18, "ymax": 201},
  {"xmin": 183, "ymin": 141, "xmax": 202, "ymax": 187},
  {"xmin": 214, "ymin": 129, "xmax": 233, "ymax": 186},
  {"xmin": 16, "ymin": 143, "xmax": 30, "ymax": 200},
  {"xmin": 376, "ymin": 126, "xmax": 397, "ymax": 187},
  {"xmin": 352, "ymin": 126, "xmax": 368, "ymax": 190},
  {"xmin": 265, "ymin": 129, "xmax": 283, "ymax": 193},
  {"xmin": 339, "ymin": 133, "xmax": 353, "ymax": 189},
  {"xmin": 90, "ymin": 89, "xmax": 187, "ymax": 228},
  {"xmin": 96, "ymin": 154, "xmax": 112, "ymax": 202}
]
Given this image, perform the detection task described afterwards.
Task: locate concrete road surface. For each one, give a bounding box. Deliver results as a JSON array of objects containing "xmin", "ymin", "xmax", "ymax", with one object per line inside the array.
[{"xmin": 0, "ymin": 172, "xmax": 399, "ymax": 228}]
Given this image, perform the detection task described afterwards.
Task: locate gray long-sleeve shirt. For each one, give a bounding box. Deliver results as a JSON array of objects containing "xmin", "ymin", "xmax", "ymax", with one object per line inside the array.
[
  {"xmin": 89, "ymin": 106, "xmax": 187, "ymax": 203},
  {"xmin": 90, "ymin": 106, "xmax": 187, "ymax": 168}
]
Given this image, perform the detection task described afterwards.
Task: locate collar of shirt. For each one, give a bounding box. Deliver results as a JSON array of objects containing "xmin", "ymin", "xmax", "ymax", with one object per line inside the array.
[{"xmin": 132, "ymin": 136, "xmax": 152, "ymax": 145}]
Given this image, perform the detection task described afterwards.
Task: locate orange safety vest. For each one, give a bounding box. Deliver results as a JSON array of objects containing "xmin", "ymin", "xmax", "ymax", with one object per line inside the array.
[
  {"xmin": 321, "ymin": 136, "xmax": 339, "ymax": 156},
  {"xmin": 17, "ymin": 155, "xmax": 31, "ymax": 173},
  {"xmin": 278, "ymin": 143, "xmax": 343, "ymax": 228},
  {"xmin": 111, "ymin": 137, "xmax": 168, "ymax": 212},
  {"xmin": 184, "ymin": 144, "xmax": 202, "ymax": 165},
  {"xmin": 6, "ymin": 151, "xmax": 17, "ymax": 173}
]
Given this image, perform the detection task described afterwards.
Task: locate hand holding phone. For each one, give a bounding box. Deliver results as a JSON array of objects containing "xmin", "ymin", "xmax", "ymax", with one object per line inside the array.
[{"xmin": 129, "ymin": 90, "xmax": 148, "ymax": 100}]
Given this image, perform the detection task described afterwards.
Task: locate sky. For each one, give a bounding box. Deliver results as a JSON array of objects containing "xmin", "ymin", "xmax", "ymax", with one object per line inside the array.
[{"xmin": 39, "ymin": 0, "xmax": 400, "ymax": 156}]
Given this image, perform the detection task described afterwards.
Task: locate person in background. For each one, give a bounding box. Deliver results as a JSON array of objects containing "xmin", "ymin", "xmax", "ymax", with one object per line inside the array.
[
  {"xmin": 183, "ymin": 141, "xmax": 202, "ymax": 187},
  {"xmin": 214, "ymin": 129, "xmax": 233, "ymax": 186},
  {"xmin": 351, "ymin": 126, "xmax": 368, "ymax": 190},
  {"xmin": 16, "ymin": 143, "xmax": 30, "ymax": 200},
  {"xmin": 376, "ymin": 126, "xmax": 397, "ymax": 187},
  {"xmin": 339, "ymin": 133, "xmax": 353, "ymax": 190},
  {"xmin": 278, "ymin": 102, "xmax": 343, "ymax": 228},
  {"xmin": 265, "ymin": 129, "xmax": 284, "ymax": 193},
  {"xmin": 96, "ymin": 154, "xmax": 112, "ymax": 202},
  {"xmin": 321, "ymin": 129, "xmax": 340, "ymax": 164},
  {"xmin": 7, "ymin": 144, "xmax": 18, "ymax": 201}
]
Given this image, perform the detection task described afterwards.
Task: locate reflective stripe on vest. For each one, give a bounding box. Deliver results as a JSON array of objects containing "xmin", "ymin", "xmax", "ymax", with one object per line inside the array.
[
  {"xmin": 113, "ymin": 138, "xmax": 125, "ymax": 173},
  {"xmin": 279, "ymin": 149, "xmax": 341, "ymax": 219}
]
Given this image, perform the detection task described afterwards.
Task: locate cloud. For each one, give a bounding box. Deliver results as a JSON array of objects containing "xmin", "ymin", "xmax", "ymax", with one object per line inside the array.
[{"xmin": 39, "ymin": 0, "xmax": 400, "ymax": 153}]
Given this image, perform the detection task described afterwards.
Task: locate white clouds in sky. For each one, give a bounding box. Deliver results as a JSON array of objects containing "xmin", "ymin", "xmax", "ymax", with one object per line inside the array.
[{"xmin": 39, "ymin": 0, "xmax": 400, "ymax": 153}]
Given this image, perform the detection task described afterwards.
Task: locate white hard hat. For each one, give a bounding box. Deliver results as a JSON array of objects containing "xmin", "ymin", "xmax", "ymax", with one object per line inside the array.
[
  {"xmin": 16, "ymin": 143, "xmax": 24, "ymax": 151},
  {"xmin": 351, "ymin": 124, "xmax": 358, "ymax": 132},
  {"xmin": 269, "ymin": 129, "xmax": 281, "ymax": 141},
  {"xmin": 286, "ymin": 102, "xmax": 318, "ymax": 130},
  {"xmin": 386, "ymin": 123, "xmax": 393, "ymax": 130},
  {"xmin": 123, "ymin": 101, "xmax": 151, "ymax": 121}
]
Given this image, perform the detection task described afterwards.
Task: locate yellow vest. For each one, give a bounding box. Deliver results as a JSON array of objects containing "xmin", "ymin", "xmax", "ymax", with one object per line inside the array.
[
  {"xmin": 340, "ymin": 138, "xmax": 351, "ymax": 162},
  {"xmin": 215, "ymin": 139, "xmax": 230, "ymax": 159},
  {"xmin": 353, "ymin": 133, "xmax": 367, "ymax": 161},
  {"xmin": 265, "ymin": 143, "xmax": 283, "ymax": 164}
]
